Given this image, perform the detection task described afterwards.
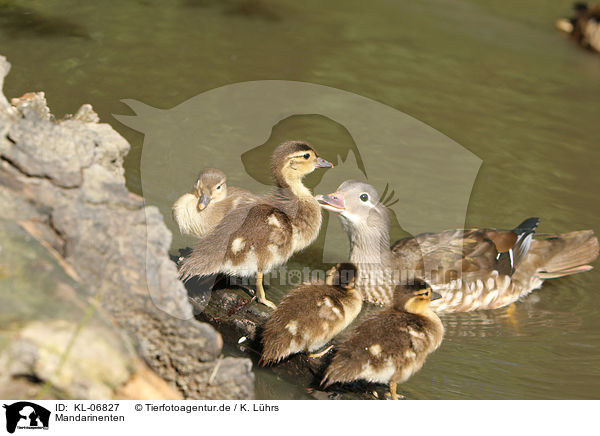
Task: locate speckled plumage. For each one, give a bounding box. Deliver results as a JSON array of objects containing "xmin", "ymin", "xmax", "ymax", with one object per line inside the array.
[
  {"xmin": 322, "ymin": 279, "xmax": 444, "ymax": 397},
  {"xmin": 178, "ymin": 141, "xmax": 333, "ymax": 307},
  {"xmin": 317, "ymin": 181, "xmax": 599, "ymax": 311},
  {"xmin": 260, "ymin": 263, "xmax": 362, "ymax": 365}
]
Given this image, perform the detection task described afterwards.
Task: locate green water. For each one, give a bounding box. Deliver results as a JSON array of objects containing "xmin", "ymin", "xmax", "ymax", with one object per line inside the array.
[{"xmin": 2, "ymin": 0, "xmax": 599, "ymax": 399}]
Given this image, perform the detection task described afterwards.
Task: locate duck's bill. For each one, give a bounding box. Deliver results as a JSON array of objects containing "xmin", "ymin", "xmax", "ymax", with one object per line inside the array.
[
  {"xmin": 316, "ymin": 192, "xmax": 345, "ymax": 213},
  {"xmin": 197, "ymin": 194, "xmax": 210, "ymax": 210},
  {"xmin": 315, "ymin": 157, "xmax": 334, "ymax": 168},
  {"xmin": 431, "ymin": 291, "xmax": 442, "ymax": 301}
]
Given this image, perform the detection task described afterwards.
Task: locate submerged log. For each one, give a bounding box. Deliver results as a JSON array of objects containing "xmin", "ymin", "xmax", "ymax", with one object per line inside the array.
[{"xmin": 187, "ymin": 280, "xmax": 389, "ymax": 400}]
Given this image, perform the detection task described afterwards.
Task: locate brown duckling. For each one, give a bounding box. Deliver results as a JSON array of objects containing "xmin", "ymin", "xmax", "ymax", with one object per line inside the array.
[
  {"xmin": 172, "ymin": 168, "xmax": 258, "ymax": 237},
  {"xmin": 317, "ymin": 180, "xmax": 599, "ymax": 311},
  {"xmin": 260, "ymin": 263, "xmax": 362, "ymax": 365},
  {"xmin": 179, "ymin": 141, "xmax": 333, "ymax": 308},
  {"xmin": 322, "ymin": 278, "xmax": 443, "ymax": 400},
  {"xmin": 556, "ymin": 3, "xmax": 600, "ymax": 52}
]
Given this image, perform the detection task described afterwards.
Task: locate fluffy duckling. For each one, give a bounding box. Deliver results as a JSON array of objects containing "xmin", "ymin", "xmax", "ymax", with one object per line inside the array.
[
  {"xmin": 556, "ymin": 3, "xmax": 600, "ymax": 52},
  {"xmin": 322, "ymin": 279, "xmax": 443, "ymax": 400},
  {"xmin": 317, "ymin": 180, "xmax": 599, "ymax": 311},
  {"xmin": 172, "ymin": 168, "xmax": 257, "ymax": 237},
  {"xmin": 260, "ymin": 263, "xmax": 362, "ymax": 365},
  {"xmin": 179, "ymin": 141, "xmax": 333, "ymax": 308}
]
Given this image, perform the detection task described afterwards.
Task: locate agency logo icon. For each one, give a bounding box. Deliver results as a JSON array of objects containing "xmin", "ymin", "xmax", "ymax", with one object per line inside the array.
[{"xmin": 2, "ymin": 402, "xmax": 50, "ymax": 434}]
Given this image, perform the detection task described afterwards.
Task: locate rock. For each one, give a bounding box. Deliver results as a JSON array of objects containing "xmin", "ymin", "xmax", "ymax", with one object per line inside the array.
[
  {"xmin": 0, "ymin": 219, "xmax": 180, "ymax": 400},
  {"xmin": 0, "ymin": 54, "xmax": 253, "ymax": 399},
  {"xmin": 7, "ymin": 319, "xmax": 132, "ymax": 399},
  {"xmin": 2, "ymin": 116, "xmax": 95, "ymax": 188},
  {"xmin": 73, "ymin": 104, "xmax": 100, "ymax": 124},
  {"xmin": 0, "ymin": 56, "xmax": 12, "ymax": 112},
  {"xmin": 11, "ymin": 92, "xmax": 52, "ymax": 121},
  {"xmin": 117, "ymin": 363, "xmax": 182, "ymax": 400}
]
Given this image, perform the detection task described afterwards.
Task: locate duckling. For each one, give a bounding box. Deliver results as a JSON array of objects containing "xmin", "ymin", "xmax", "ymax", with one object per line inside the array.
[
  {"xmin": 556, "ymin": 3, "xmax": 600, "ymax": 52},
  {"xmin": 317, "ymin": 180, "xmax": 599, "ymax": 311},
  {"xmin": 322, "ymin": 279, "xmax": 443, "ymax": 400},
  {"xmin": 179, "ymin": 141, "xmax": 334, "ymax": 308},
  {"xmin": 259, "ymin": 262, "xmax": 362, "ymax": 365},
  {"xmin": 172, "ymin": 168, "xmax": 258, "ymax": 238}
]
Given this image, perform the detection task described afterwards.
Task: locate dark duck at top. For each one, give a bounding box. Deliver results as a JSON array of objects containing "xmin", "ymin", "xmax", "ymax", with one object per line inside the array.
[
  {"xmin": 556, "ymin": 2, "xmax": 600, "ymax": 52},
  {"xmin": 317, "ymin": 180, "xmax": 599, "ymax": 311},
  {"xmin": 179, "ymin": 141, "xmax": 333, "ymax": 308}
]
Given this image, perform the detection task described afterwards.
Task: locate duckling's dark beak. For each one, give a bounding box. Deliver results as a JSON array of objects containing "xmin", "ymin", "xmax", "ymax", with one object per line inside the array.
[
  {"xmin": 316, "ymin": 192, "xmax": 345, "ymax": 213},
  {"xmin": 197, "ymin": 194, "xmax": 211, "ymax": 211},
  {"xmin": 431, "ymin": 291, "xmax": 442, "ymax": 301},
  {"xmin": 315, "ymin": 157, "xmax": 334, "ymax": 168}
]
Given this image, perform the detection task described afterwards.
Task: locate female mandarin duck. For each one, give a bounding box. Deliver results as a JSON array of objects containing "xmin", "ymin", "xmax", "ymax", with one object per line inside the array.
[
  {"xmin": 172, "ymin": 168, "xmax": 258, "ymax": 237},
  {"xmin": 179, "ymin": 141, "xmax": 333, "ymax": 308},
  {"xmin": 260, "ymin": 262, "xmax": 362, "ymax": 365},
  {"xmin": 322, "ymin": 278, "xmax": 444, "ymax": 400},
  {"xmin": 316, "ymin": 180, "xmax": 599, "ymax": 311}
]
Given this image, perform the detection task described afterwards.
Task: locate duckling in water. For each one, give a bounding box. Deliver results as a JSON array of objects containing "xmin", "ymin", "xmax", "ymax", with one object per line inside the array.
[
  {"xmin": 260, "ymin": 262, "xmax": 362, "ymax": 365},
  {"xmin": 322, "ymin": 278, "xmax": 443, "ymax": 400},
  {"xmin": 179, "ymin": 141, "xmax": 333, "ymax": 308},
  {"xmin": 556, "ymin": 2, "xmax": 600, "ymax": 52},
  {"xmin": 317, "ymin": 180, "xmax": 599, "ymax": 311},
  {"xmin": 172, "ymin": 168, "xmax": 258, "ymax": 237}
]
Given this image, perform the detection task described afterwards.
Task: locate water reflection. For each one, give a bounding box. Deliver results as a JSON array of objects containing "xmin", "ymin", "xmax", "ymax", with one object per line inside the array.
[
  {"xmin": 0, "ymin": 1, "xmax": 88, "ymax": 39},
  {"xmin": 182, "ymin": 0, "xmax": 281, "ymax": 21}
]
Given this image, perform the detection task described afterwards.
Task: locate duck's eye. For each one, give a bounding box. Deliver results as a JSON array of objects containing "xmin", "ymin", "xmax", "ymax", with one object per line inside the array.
[
  {"xmin": 303, "ymin": 153, "xmax": 310, "ymax": 160},
  {"xmin": 360, "ymin": 193, "xmax": 369, "ymax": 202},
  {"xmin": 216, "ymin": 184, "xmax": 223, "ymax": 191}
]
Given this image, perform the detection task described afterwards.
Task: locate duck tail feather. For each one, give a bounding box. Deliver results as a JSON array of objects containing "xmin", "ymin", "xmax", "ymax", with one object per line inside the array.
[
  {"xmin": 178, "ymin": 232, "xmax": 228, "ymax": 281},
  {"xmin": 512, "ymin": 217, "xmax": 540, "ymax": 235},
  {"xmin": 538, "ymin": 230, "xmax": 599, "ymax": 278}
]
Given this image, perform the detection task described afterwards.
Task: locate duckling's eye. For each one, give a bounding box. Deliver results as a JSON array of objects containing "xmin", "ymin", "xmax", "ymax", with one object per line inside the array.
[
  {"xmin": 360, "ymin": 193, "xmax": 369, "ymax": 202},
  {"xmin": 216, "ymin": 184, "xmax": 223, "ymax": 191},
  {"xmin": 303, "ymin": 153, "xmax": 310, "ymax": 160}
]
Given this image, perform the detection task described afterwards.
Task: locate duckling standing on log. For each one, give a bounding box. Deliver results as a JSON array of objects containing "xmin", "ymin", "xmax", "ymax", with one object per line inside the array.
[
  {"xmin": 260, "ymin": 262, "xmax": 362, "ymax": 365},
  {"xmin": 556, "ymin": 3, "xmax": 600, "ymax": 53},
  {"xmin": 317, "ymin": 180, "xmax": 599, "ymax": 311},
  {"xmin": 322, "ymin": 279, "xmax": 444, "ymax": 400},
  {"xmin": 179, "ymin": 141, "xmax": 333, "ymax": 308},
  {"xmin": 172, "ymin": 168, "xmax": 258, "ymax": 237}
]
